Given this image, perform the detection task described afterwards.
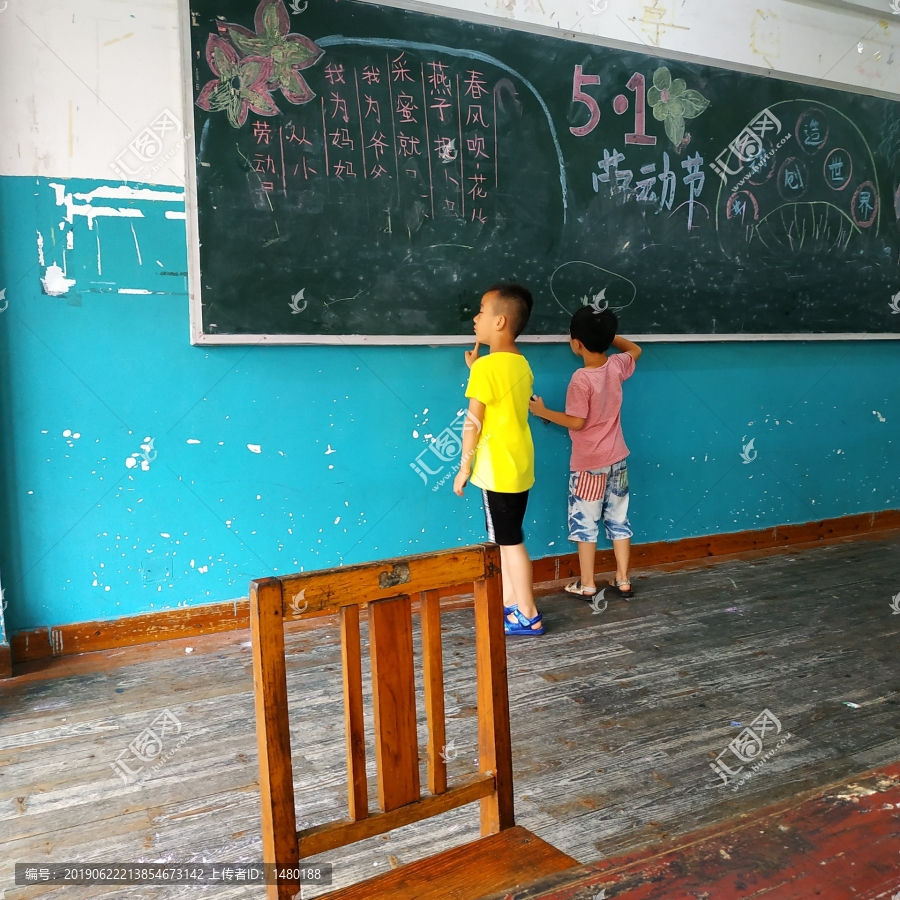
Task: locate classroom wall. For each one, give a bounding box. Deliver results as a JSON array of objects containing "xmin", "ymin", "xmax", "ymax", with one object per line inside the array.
[{"xmin": 1, "ymin": 0, "xmax": 899, "ymax": 634}]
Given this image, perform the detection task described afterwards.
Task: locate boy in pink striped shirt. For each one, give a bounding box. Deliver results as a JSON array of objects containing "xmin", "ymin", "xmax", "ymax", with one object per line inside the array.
[{"xmin": 529, "ymin": 307, "xmax": 641, "ymax": 600}]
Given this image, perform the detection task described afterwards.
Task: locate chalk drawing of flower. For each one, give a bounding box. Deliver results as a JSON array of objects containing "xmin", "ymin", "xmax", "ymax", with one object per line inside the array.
[
  {"xmin": 196, "ymin": 35, "xmax": 278, "ymax": 128},
  {"xmin": 647, "ymin": 67, "xmax": 710, "ymax": 148},
  {"xmin": 220, "ymin": 0, "xmax": 323, "ymax": 105}
]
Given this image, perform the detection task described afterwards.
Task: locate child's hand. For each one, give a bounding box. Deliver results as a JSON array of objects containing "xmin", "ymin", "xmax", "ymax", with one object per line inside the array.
[
  {"xmin": 529, "ymin": 395, "xmax": 548, "ymax": 417},
  {"xmin": 453, "ymin": 469, "xmax": 469, "ymax": 496},
  {"xmin": 464, "ymin": 341, "xmax": 481, "ymax": 369}
]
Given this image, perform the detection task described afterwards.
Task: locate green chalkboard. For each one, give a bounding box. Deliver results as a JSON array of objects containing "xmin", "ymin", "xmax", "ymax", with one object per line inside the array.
[{"xmin": 185, "ymin": 0, "xmax": 900, "ymax": 341}]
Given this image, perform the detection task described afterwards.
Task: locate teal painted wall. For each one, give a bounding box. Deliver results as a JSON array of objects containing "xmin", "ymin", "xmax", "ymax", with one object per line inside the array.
[{"xmin": 0, "ymin": 175, "xmax": 898, "ymax": 633}]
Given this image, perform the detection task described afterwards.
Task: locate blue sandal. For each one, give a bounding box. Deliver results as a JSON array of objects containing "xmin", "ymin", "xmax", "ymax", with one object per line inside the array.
[{"xmin": 504, "ymin": 607, "xmax": 545, "ymax": 636}]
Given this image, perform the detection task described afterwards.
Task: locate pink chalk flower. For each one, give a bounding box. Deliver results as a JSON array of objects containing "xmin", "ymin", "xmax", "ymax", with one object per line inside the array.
[
  {"xmin": 220, "ymin": 0, "xmax": 323, "ymax": 105},
  {"xmin": 196, "ymin": 35, "xmax": 278, "ymax": 129}
]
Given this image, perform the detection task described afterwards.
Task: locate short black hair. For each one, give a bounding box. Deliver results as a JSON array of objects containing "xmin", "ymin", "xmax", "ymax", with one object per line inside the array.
[
  {"xmin": 570, "ymin": 306, "xmax": 618, "ymax": 353},
  {"xmin": 485, "ymin": 282, "xmax": 533, "ymax": 337}
]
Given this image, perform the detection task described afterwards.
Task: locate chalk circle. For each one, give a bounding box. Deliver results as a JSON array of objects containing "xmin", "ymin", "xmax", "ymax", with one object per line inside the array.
[
  {"xmin": 794, "ymin": 108, "xmax": 829, "ymax": 155},
  {"xmin": 823, "ymin": 148, "xmax": 852, "ymax": 191},
  {"xmin": 777, "ymin": 157, "xmax": 809, "ymax": 200},
  {"xmin": 549, "ymin": 260, "xmax": 637, "ymax": 317},
  {"xmin": 725, "ymin": 190, "xmax": 760, "ymax": 224},
  {"xmin": 613, "ymin": 94, "xmax": 629, "ymax": 115},
  {"xmin": 851, "ymin": 180, "xmax": 878, "ymax": 228}
]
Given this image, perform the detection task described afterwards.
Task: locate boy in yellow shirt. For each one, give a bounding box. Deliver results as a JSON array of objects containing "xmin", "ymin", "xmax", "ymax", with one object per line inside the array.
[{"xmin": 453, "ymin": 283, "xmax": 543, "ymax": 636}]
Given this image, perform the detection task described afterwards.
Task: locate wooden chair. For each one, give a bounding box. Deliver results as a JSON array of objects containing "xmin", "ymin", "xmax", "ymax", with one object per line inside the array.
[{"xmin": 249, "ymin": 543, "xmax": 578, "ymax": 900}]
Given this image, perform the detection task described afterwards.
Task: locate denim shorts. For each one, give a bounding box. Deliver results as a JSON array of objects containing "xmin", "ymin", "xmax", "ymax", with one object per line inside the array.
[{"xmin": 568, "ymin": 458, "xmax": 633, "ymax": 543}]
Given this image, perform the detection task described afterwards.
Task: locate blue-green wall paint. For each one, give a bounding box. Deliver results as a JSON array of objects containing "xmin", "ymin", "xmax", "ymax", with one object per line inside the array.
[{"xmin": 0, "ymin": 175, "xmax": 897, "ymax": 632}]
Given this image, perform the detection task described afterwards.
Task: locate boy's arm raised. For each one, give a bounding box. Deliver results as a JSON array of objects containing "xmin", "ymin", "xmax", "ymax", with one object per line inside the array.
[{"xmin": 612, "ymin": 334, "xmax": 642, "ymax": 361}]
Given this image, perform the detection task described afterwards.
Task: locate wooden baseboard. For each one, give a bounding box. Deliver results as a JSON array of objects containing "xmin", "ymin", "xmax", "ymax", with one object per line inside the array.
[
  {"xmin": 8, "ymin": 508, "xmax": 900, "ymax": 668},
  {"xmin": 0, "ymin": 642, "xmax": 11, "ymax": 678}
]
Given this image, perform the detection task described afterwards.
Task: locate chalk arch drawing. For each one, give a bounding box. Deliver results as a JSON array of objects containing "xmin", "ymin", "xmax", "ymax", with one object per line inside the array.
[
  {"xmin": 316, "ymin": 35, "xmax": 569, "ymax": 223},
  {"xmin": 549, "ymin": 261, "xmax": 637, "ymax": 317},
  {"xmin": 715, "ymin": 99, "xmax": 880, "ymax": 260}
]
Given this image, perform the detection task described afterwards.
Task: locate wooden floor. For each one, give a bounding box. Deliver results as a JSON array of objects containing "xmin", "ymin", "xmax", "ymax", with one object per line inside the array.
[{"xmin": 2, "ymin": 529, "xmax": 899, "ymax": 899}]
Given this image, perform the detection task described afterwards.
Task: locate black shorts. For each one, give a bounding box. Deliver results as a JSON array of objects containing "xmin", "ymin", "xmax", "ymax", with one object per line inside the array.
[{"xmin": 481, "ymin": 489, "xmax": 529, "ymax": 546}]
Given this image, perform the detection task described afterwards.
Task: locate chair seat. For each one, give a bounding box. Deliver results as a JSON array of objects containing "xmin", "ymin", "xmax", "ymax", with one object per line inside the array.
[{"xmin": 319, "ymin": 825, "xmax": 579, "ymax": 900}]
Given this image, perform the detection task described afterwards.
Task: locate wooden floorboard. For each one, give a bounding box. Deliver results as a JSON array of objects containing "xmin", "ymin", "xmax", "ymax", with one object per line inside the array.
[{"xmin": 1, "ymin": 532, "xmax": 899, "ymax": 899}]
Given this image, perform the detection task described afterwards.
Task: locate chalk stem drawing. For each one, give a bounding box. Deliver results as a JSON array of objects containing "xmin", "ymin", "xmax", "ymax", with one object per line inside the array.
[
  {"xmin": 324, "ymin": 289, "xmax": 364, "ymax": 307},
  {"xmin": 647, "ymin": 67, "xmax": 709, "ymax": 148}
]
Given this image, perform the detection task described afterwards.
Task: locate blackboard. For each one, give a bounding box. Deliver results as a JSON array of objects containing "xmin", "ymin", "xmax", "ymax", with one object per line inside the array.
[{"xmin": 183, "ymin": 0, "xmax": 900, "ymax": 342}]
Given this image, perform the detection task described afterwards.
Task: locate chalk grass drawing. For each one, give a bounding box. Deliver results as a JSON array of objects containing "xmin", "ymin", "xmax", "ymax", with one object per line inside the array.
[
  {"xmin": 647, "ymin": 67, "xmax": 709, "ymax": 148},
  {"xmin": 740, "ymin": 436, "xmax": 757, "ymax": 464},
  {"xmin": 196, "ymin": 0, "xmax": 323, "ymax": 128}
]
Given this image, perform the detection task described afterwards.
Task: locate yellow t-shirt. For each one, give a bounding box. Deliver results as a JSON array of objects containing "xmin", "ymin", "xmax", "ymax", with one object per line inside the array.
[{"xmin": 465, "ymin": 352, "xmax": 535, "ymax": 493}]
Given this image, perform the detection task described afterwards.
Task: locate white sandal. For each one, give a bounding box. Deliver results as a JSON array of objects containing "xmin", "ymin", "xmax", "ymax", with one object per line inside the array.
[{"xmin": 565, "ymin": 580, "xmax": 597, "ymax": 598}]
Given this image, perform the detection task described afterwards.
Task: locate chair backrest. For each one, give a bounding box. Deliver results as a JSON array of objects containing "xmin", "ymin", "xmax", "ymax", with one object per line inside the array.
[{"xmin": 249, "ymin": 543, "xmax": 514, "ymax": 900}]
